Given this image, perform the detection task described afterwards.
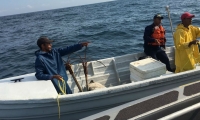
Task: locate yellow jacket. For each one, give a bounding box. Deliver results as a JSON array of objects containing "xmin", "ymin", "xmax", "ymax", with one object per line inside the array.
[{"xmin": 173, "ymin": 24, "xmax": 200, "ymax": 73}]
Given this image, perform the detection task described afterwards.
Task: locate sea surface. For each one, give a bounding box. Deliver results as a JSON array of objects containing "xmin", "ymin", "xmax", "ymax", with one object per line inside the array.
[{"xmin": 1, "ymin": 0, "xmax": 200, "ymax": 79}]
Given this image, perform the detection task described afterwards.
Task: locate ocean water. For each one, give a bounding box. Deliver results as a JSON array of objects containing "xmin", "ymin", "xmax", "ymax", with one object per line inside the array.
[{"xmin": 1, "ymin": 0, "xmax": 200, "ymax": 79}]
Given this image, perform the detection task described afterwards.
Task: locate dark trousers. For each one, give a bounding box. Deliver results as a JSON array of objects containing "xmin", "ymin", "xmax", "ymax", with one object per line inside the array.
[{"xmin": 144, "ymin": 49, "xmax": 173, "ymax": 72}]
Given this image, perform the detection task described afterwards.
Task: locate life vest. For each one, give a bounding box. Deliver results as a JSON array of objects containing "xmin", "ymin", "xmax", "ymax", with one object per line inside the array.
[{"xmin": 149, "ymin": 25, "xmax": 166, "ymax": 46}]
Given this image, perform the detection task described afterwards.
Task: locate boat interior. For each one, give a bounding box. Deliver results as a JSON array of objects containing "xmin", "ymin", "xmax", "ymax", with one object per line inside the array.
[{"xmin": 67, "ymin": 46, "xmax": 175, "ymax": 93}]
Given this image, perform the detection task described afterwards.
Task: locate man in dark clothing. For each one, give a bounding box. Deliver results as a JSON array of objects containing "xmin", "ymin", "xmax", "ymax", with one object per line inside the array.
[
  {"xmin": 143, "ymin": 14, "xmax": 173, "ymax": 72},
  {"xmin": 35, "ymin": 37, "xmax": 89, "ymax": 94}
]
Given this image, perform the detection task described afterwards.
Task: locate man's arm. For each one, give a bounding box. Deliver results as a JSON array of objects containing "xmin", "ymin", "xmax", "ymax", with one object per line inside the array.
[
  {"xmin": 192, "ymin": 26, "xmax": 200, "ymax": 38},
  {"xmin": 35, "ymin": 58, "xmax": 52, "ymax": 80},
  {"xmin": 187, "ymin": 26, "xmax": 199, "ymax": 47},
  {"xmin": 57, "ymin": 42, "xmax": 89, "ymax": 56},
  {"xmin": 143, "ymin": 26, "xmax": 157, "ymax": 43},
  {"xmin": 174, "ymin": 30, "xmax": 192, "ymax": 49}
]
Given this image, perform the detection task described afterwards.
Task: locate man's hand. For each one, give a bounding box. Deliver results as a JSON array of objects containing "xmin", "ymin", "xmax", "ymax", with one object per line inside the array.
[
  {"xmin": 161, "ymin": 45, "xmax": 166, "ymax": 49},
  {"xmin": 155, "ymin": 39, "xmax": 160, "ymax": 45},
  {"xmin": 188, "ymin": 40, "xmax": 199, "ymax": 47},
  {"xmin": 80, "ymin": 42, "xmax": 90, "ymax": 47},
  {"xmin": 52, "ymin": 75, "xmax": 63, "ymax": 81}
]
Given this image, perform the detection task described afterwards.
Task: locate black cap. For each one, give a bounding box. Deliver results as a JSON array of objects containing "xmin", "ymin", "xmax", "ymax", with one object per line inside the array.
[
  {"xmin": 153, "ymin": 14, "xmax": 163, "ymax": 19},
  {"xmin": 37, "ymin": 37, "xmax": 53, "ymax": 48}
]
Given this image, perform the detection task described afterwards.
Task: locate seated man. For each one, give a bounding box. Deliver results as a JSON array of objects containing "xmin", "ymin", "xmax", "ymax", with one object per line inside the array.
[
  {"xmin": 35, "ymin": 37, "xmax": 89, "ymax": 94},
  {"xmin": 143, "ymin": 14, "xmax": 173, "ymax": 72},
  {"xmin": 173, "ymin": 12, "xmax": 200, "ymax": 73}
]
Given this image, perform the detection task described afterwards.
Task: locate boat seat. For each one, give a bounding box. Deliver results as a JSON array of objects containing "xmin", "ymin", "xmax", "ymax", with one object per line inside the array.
[{"xmin": 0, "ymin": 80, "xmax": 57, "ymax": 101}]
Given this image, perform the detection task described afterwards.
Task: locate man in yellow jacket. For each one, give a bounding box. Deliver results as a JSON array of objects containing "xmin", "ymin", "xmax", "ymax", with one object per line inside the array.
[{"xmin": 174, "ymin": 12, "xmax": 200, "ymax": 73}]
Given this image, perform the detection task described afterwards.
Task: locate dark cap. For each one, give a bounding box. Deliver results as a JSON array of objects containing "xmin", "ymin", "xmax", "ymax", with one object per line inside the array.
[
  {"xmin": 181, "ymin": 12, "xmax": 195, "ymax": 20},
  {"xmin": 154, "ymin": 14, "xmax": 164, "ymax": 19},
  {"xmin": 37, "ymin": 37, "xmax": 53, "ymax": 48}
]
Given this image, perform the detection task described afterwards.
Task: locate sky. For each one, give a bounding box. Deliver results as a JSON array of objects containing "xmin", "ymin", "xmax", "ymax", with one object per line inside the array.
[{"xmin": 0, "ymin": 0, "xmax": 114, "ymax": 16}]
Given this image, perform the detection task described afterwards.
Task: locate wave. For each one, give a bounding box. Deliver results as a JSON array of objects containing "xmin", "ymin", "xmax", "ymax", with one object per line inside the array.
[{"xmin": 76, "ymin": 30, "xmax": 128, "ymax": 38}]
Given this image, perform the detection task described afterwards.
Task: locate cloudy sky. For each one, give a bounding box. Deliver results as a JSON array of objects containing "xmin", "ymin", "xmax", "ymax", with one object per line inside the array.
[{"xmin": 0, "ymin": 0, "xmax": 114, "ymax": 16}]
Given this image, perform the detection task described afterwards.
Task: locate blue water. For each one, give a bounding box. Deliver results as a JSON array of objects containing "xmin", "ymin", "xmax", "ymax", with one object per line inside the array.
[{"xmin": 1, "ymin": 0, "xmax": 200, "ymax": 79}]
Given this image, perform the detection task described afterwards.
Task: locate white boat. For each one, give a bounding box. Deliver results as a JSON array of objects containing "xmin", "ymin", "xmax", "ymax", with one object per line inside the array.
[{"xmin": 1, "ymin": 46, "xmax": 200, "ymax": 120}]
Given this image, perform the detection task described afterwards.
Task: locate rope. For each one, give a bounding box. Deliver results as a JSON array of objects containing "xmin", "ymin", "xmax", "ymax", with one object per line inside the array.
[
  {"xmin": 58, "ymin": 78, "xmax": 66, "ymax": 95},
  {"xmin": 57, "ymin": 94, "xmax": 61, "ymax": 119},
  {"xmin": 57, "ymin": 78, "xmax": 66, "ymax": 119}
]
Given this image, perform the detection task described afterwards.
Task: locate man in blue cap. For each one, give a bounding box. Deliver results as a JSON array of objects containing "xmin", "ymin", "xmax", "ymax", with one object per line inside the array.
[
  {"xmin": 35, "ymin": 36, "xmax": 89, "ymax": 94},
  {"xmin": 143, "ymin": 14, "xmax": 173, "ymax": 72}
]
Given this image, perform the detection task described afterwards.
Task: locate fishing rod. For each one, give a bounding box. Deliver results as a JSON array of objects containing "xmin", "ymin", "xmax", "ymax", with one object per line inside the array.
[{"xmin": 166, "ymin": 6, "xmax": 174, "ymax": 37}]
